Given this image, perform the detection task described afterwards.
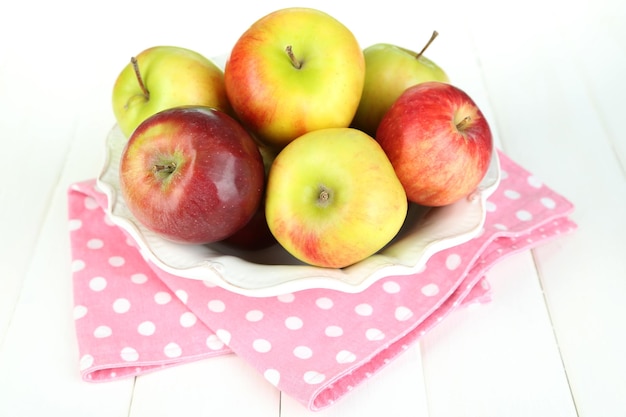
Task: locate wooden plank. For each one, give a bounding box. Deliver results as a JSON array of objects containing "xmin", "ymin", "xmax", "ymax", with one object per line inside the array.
[
  {"xmin": 129, "ymin": 355, "xmax": 280, "ymax": 417},
  {"xmin": 420, "ymin": 252, "xmax": 578, "ymax": 417},
  {"xmin": 466, "ymin": 3, "xmax": 626, "ymax": 416},
  {"xmin": 0, "ymin": 172, "xmax": 134, "ymax": 417}
]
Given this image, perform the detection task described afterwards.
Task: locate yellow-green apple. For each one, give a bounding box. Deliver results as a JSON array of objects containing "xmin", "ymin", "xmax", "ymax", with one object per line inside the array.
[
  {"xmin": 265, "ymin": 127, "xmax": 408, "ymax": 268},
  {"xmin": 119, "ymin": 106, "xmax": 265, "ymax": 244},
  {"xmin": 112, "ymin": 46, "xmax": 232, "ymax": 138},
  {"xmin": 376, "ymin": 81, "xmax": 493, "ymax": 207},
  {"xmin": 352, "ymin": 31, "xmax": 449, "ymax": 137},
  {"xmin": 224, "ymin": 7, "xmax": 365, "ymax": 149}
]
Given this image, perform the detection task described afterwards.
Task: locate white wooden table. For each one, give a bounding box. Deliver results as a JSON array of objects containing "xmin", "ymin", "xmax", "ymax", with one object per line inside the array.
[{"xmin": 1, "ymin": 0, "xmax": 625, "ymax": 415}]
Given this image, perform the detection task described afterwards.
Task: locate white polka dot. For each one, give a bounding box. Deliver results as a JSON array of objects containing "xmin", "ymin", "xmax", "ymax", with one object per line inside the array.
[
  {"xmin": 504, "ymin": 189, "xmax": 521, "ymax": 199},
  {"xmin": 277, "ymin": 293, "xmax": 295, "ymax": 303},
  {"xmin": 137, "ymin": 321, "xmax": 156, "ymax": 336},
  {"xmin": 179, "ymin": 312, "xmax": 197, "ymax": 327},
  {"xmin": 527, "ymin": 175, "xmax": 543, "ymax": 188},
  {"xmin": 485, "ymin": 201, "xmax": 497, "ymax": 212},
  {"xmin": 246, "ymin": 310, "xmax": 264, "ymax": 322},
  {"xmin": 421, "ymin": 283, "xmax": 440, "ymax": 297},
  {"xmin": 315, "ymin": 297, "xmax": 333, "ymax": 309},
  {"xmin": 108, "ymin": 256, "xmax": 125, "ymax": 267},
  {"xmin": 445, "ymin": 254, "xmax": 462, "ymax": 270},
  {"xmin": 382, "ymin": 281, "xmax": 401, "ymax": 293},
  {"xmin": 87, "ymin": 238, "xmax": 104, "ymax": 249},
  {"xmin": 395, "ymin": 306, "xmax": 414, "ymax": 321},
  {"xmin": 516, "ymin": 210, "xmax": 533, "ymax": 221},
  {"xmin": 294, "ymin": 345, "xmax": 313, "ymax": 359},
  {"xmin": 112, "ymin": 298, "xmax": 131, "ymax": 313},
  {"xmin": 206, "ymin": 334, "xmax": 225, "ymax": 350},
  {"xmin": 303, "ymin": 370, "xmax": 325, "ymax": 384},
  {"xmin": 89, "ymin": 277, "xmax": 107, "ymax": 292},
  {"xmin": 154, "ymin": 291, "xmax": 172, "ymax": 305},
  {"xmin": 494, "ymin": 223, "xmax": 508, "ymax": 230},
  {"xmin": 355, "ymin": 303, "xmax": 373, "ymax": 316},
  {"xmin": 365, "ymin": 328, "xmax": 385, "ymax": 341},
  {"xmin": 71, "ymin": 259, "xmax": 85, "ymax": 272},
  {"xmin": 73, "ymin": 305, "xmax": 88, "ymax": 319},
  {"xmin": 264, "ymin": 369, "xmax": 280, "ymax": 386},
  {"xmin": 68, "ymin": 219, "xmax": 82, "ymax": 231},
  {"xmin": 164, "ymin": 342, "xmax": 182, "ymax": 358},
  {"xmin": 84, "ymin": 196, "xmax": 99, "ymax": 210},
  {"xmin": 253, "ymin": 339, "xmax": 272, "ymax": 353},
  {"xmin": 207, "ymin": 299, "xmax": 226, "ymax": 313},
  {"xmin": 285, "ymin": 316, "xmax": 303, "ymax": 330},
  {"xmin": 131, "ymin": 273, "xmax": 148, "ymax": 284},
  {"xmin": 175, "ymin": 290, "xmax": 188, "ymax": 304},
  {"xmin": 120, "ymin": 347, "xmax": 139, "ymax": 362},
  {"xmin": 94, "ymin": 325, "xmax": 112, "ymax": 338},
  {"xmin": 216, "ymin": 329, "xmax": 231, "ymax": 345},
  {"xmin": 336, "ymin": 350, "xmax": 356, "ymax": 364},
  {"xmin": 79, "ymin": 354, "xmax": 94, "ymax": 370},
  {"xmin": 325, "ymin": 325, "xmax": 343, "ymax": 337},
  {"xmin": 541, "ymin": 197, "xmax": 556, "ymax": 209}
]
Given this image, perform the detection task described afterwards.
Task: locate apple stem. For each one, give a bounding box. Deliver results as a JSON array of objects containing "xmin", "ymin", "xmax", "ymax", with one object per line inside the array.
[
  {"xmin": 456, "ymin": 116, "xmax": 472, "ymax": 131},
  {"xmin": 131, "ymin": 56, "xmax": 150, "ymax": 101},
  {"xmin": 316, "ymin": 186, "xmax": 332, "ymax": 207},
  {"xmin": 285, "ymin": 45, "xmax": 302, "ymax": 69},
  {"xmin": 415, "ymin": 30, "xmax": 439, "ymax": 60},
  {"xmin": 152, "ymin": 162, "xmax": 177, "ymax": 175}
]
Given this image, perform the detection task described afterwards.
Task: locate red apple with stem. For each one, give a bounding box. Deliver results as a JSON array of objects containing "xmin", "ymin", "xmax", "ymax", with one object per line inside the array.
[
  {"xmin": 119, "ymin": 106, "xmax": 265, "ymax": 244},
  {"xmin": 376, "ymin": 81, "xmax": 493, "ymax": 207}
]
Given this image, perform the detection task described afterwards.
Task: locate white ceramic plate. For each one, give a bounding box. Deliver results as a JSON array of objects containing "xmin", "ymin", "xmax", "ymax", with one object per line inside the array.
[{"xmin": 96, "ymin": 123, "xmax": 500, "ymax": 297}]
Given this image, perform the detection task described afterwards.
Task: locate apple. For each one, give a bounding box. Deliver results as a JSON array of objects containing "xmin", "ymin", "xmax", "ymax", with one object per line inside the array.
[
  {"xmin": 119, "ymin": 106, "xmax": 265, "ymax": 244},
  {"xmin": 220, "ymin": 198, "xmax": 277, "ymax": 251},
  {"xmin": 265, "ymin": 127, "xmax": 408, "ymax": 268},
  {"xmin": 112, "ymin": 46, "xmax": 232, "ymax": 138},
  {"xmin": 221, "ymin": 146, "xmax": 278, "ymax": 251},
  {"xmin": 376, "ymin": 81, "xmax": 493, "ymax": 207},
  {"xmin": 224, "ymin": 7, "xmax": 365, "ymax": 149},
  {"xmin": 352, "ymin": 31, "xmax": 450, "ymax": 137}
]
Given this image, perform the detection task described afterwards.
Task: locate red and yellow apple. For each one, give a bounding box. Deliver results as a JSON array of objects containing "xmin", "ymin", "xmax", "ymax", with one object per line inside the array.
[
  {"xmin": 352, "ymin": 31, "xmax": 449, "ymax": 137},
  {"xmin": 112, "ymin": 46, "xmax": 232, "ymax": 138},
  {"xmin": 376, "ymin": 81, "xmax": 493, "ymax": 207},
  {"xmin": 119, "ymin": 106, "xmax": 265, "ymax": 244},
  {"xmin": 265, "ymin": 127, "xmax": 408, "ymax": 268},
  {"xmin": 224, "ymin": 7, "xmax": 365, "ymax": 149}
]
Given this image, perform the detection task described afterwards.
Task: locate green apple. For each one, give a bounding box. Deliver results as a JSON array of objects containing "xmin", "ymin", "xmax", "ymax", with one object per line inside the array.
[
  {"xmin": 265, "ymin": 127, "xmax": 408, "ymax": 268},
  {"xmin": 112, "ymin": 46, "xmax": 232, "ymax": 138},
  {"xmin": 224, "ymin": 7, "xmax": 365, "ymax": 149},
  {"xmin": 352, "ymin": 31, "xmax": 449, "ymax": 137}
]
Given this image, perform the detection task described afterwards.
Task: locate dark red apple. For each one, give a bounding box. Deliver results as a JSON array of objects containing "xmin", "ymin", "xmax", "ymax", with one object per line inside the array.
[
  {"xmin": 221, "ymin": 197, "xmax": 277, "ymax": 250},
  {"xmin": 119, "ymin": 106, "xmax": 265, "ymax": 244},
  {"xmin": 376, "ymin": 81, "xmax": 493, "ymax": 207}
]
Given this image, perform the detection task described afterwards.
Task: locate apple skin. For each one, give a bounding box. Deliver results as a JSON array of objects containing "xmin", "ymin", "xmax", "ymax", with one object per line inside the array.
[
  {"xmin": 119, "ymin": 106, "xmax": 265, "ymax": 244},
  {"xmin": 220, "ymin": 197, "xmax": 277, "ymax": 250},
  {"xmin": 224, "ymin": 7, "xmax": 365, "ymax": 149},
  {"xmin": 376, "ymin": 81, "xmax": 493, "ymax": 207},
  {"xmin": 265, "ymin": 127, "xmax": 408, "ymax": 268},
  {"xmin": 221, "ymin": 148, "xmax": 278, "ymax": 251},
  {"xmin": 112, "ymin": 46, "xmax": 232, "ymax": 138},
  {"xmin": 352, "ymin": 41, "xmax": 449, "ymax": 137}
]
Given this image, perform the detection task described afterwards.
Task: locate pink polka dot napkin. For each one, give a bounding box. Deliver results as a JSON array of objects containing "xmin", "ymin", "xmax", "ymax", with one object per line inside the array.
[{"xmin": 67, "ymin": 150, "xmax": 576, "ymax": 411}]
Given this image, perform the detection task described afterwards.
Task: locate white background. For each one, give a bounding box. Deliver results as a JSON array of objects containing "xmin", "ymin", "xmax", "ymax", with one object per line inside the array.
[{"xmin": 1, "ymin": 0, "xmax": 625, "ymax": 416}]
